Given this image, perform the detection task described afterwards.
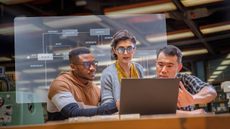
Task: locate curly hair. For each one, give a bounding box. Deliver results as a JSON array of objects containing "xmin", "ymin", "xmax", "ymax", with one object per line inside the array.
[{"xmin": 111, "ymin": 30, "xmax": 137, "ymax": 60}]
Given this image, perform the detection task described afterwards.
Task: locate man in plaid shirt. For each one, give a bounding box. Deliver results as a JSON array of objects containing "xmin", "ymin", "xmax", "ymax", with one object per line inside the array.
[{"xmin": 155, "ymin": 45, "xmax": 217, "ymax": 115}]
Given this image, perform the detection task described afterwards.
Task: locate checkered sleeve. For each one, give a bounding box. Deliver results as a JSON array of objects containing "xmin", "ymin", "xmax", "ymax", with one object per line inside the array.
[
  {"xmin": 176, "ymin": 73, "xmax": 213, "ymax": 94},
  {"xmin": 176, "ymin": 73, "xmax": 214, "ymax": 111}
]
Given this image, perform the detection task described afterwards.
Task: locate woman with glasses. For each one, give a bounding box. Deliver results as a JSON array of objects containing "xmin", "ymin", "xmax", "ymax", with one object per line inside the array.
[{"xmin": 100, "ymin": 30, "xmax": 144, "ymax": 106}]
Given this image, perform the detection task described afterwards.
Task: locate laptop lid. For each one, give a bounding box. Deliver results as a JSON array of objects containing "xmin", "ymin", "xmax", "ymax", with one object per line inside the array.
[{"xmin": 119, "ymin": 78, "xmax": 180, "ymax": 115}]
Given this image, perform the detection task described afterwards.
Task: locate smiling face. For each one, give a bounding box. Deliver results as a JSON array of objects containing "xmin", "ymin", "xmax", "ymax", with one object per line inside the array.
[
  {"xmin": 70, "ymin": 53, "xmax": 96, "ymax": 84},
  {"xmin": 113, "ymin": 39, "xmax": 136, "ymax": 65},
  {"xmin": 156, "ymin": 52, "xmax": 182, "ymax": 78}
]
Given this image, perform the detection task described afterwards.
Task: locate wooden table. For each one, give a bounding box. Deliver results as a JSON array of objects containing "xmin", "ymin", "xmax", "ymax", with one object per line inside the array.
[{"xmin": 1, "ymin": 114, "xmax": 230, "ymax": 129}]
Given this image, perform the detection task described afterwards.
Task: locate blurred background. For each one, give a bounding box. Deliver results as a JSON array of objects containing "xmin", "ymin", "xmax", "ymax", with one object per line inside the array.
[
  {"xmin": 0, "ymin": 0, "xmax": 230, "ymax": 125},
  {"xmin": 0, "ymin": 0, "xmax": 230, "ymax": 83}
]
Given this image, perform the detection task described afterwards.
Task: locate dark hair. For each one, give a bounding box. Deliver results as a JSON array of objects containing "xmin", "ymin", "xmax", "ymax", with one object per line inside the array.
[
  {"xmin": 111, "ymin": 30, "xmax": 137, "ymax": 60},
  {"xmin": 68, "ymin": 47, "xmax": 91, "ymax": 63},
  {"xmin": 157, "ymin": 45, "xmax": 182, "ymax": 64}
]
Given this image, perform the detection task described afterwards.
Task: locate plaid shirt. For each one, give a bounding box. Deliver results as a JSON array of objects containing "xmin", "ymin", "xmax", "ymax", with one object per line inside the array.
[{"xmin": 176, "ymin": 73, "xmax": 213, "ymax": 111}]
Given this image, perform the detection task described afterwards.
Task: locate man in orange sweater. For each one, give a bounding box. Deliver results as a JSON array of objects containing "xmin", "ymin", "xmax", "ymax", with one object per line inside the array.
[{"xmin": 47, "ymin": 47, "xmax": 119, "ymax": 121}]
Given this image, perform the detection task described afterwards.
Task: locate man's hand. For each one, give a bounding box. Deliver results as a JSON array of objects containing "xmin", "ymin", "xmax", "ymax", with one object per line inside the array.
[
  {"xmin": 114, "ymin": 112, "xmax": 119, "ymax": 115},
  {"xmin": 189, "ymin": 109, "xmax": 206, "ymax": 115},
  {"xmin": 116, "ymin": 99, "xmax": 120, "ymax": 111},
  {"xmin": 176, "ymin": 109, "xmax": 206, "ymax": 115},
  {"xmin": 177, "ymin": 82, "xmax": 195, "ymax": 107}
]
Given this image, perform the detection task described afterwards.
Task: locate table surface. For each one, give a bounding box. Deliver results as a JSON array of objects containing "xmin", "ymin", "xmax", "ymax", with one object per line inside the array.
[{"xmin": 1, "ymin": 113, "xmax": 230, "ymax": 129}]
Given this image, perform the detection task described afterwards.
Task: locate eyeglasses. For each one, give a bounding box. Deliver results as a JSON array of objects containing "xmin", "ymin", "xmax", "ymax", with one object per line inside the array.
[
  {"xmin": 115, "ymin": 47, "xmax": 135, "ymax": 54},
  {"xmin": 72, "ymin": 61, "xmax": 98, "ymax": 69}
]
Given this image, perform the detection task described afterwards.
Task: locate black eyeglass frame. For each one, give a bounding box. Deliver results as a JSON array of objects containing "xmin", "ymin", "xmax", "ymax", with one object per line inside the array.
[
  {"xmin": 115, "ymin": 47, "xmax": 135, "ymax": 54},
  {"xmin": 72, "ymin": 61, "xmax": 98, "ymax": 69}
]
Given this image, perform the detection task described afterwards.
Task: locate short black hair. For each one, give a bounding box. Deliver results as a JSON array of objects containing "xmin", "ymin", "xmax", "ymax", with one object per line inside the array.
[
  {"xmin": 111, "ymin": 30, "xmax": 137, "ymax": 60},
  {"xmin": 157, "ymin": 45, "xmax": 182, "ymax": 64},
  {"xmin": 68, "ymin": 47, "xmax": 91, "ymax": 63}
]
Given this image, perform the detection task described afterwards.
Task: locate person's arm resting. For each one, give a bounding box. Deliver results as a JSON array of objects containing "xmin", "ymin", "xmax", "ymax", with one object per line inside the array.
[
  {"xmin": 52, "ymin": 92, "xmax": 118, "ymax": 118},
  {"xmin": 61, "ymin": 102, "xmax": 118, "ymax": 118}
]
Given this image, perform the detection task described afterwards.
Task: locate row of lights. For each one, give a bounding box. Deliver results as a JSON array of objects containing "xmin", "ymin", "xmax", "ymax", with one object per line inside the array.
[{"xmin": 208, "ymin": 53, "xmax": 230, "ymax": 82}]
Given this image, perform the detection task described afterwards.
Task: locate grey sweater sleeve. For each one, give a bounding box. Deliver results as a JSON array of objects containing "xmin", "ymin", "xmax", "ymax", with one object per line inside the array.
[{"xmin": 100, "ymin": 67, "xmax": 116, "ymax": 106}]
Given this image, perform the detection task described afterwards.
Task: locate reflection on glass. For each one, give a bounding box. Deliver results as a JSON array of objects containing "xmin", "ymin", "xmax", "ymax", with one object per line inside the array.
[{"xmin": 15, "ymin": 14, "xmax": 167, "ymax": 103}]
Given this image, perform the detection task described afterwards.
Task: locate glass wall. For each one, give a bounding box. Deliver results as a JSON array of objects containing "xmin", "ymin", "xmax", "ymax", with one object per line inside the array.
[{"xmin": 14, "ymin": 14, "xmax": 167, "ymax": 103}]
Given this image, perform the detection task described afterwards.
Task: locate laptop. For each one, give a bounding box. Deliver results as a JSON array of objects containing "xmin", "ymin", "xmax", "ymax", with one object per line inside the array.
[{"xmin": 119, "ymin": 78, "xmax": 180, "ymax": 115}]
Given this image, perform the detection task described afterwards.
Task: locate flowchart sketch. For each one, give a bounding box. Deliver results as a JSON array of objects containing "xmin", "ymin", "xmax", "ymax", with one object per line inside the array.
[
  {"xmin": 90, "ymin": 28, "xmax": 110, "ymax": 36},
  {"xmin": 62, "ymin": 29, "xmax": 78, "ymax": 37},
  {"xmin": 14, "ymin": 14, "xmax": 167, "ymax": 103},
  {"xmin": 37, "ymin": 54, "xmax": 53, "ymax": 61}
]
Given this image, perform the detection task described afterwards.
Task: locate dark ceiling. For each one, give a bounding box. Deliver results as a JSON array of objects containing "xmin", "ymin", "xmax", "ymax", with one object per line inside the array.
[{"xmin": 0, "ymin": 0, "xmax": 230, "ymax": 75}]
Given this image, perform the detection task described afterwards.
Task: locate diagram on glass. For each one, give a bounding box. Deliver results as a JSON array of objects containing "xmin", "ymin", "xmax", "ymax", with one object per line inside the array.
[
  {"xmin": 25, "ymin": 28, "xmax": 111, "ymax": 88},
  {"xmin": 14, "ymin": 15, "xmax": 167, "ymax": 103}
]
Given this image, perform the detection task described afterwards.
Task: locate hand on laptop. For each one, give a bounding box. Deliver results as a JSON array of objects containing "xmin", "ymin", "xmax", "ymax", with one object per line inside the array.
[
  {"xmin": 177, "ymin": 82, "xmax": 195, "ymax": 107},
  {"xmin": 116, "ymin": 99, "xmax": 120, "ymax": 111}
]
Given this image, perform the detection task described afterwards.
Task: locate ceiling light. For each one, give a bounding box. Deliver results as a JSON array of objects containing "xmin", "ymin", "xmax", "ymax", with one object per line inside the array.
[
  {"xmin": 208, "ymin": 79, "xmax": 215, "ymax": 82},
  {"xmin": 98, "ymin": 60, "xmax": 116, "ymax": 66},
  {"xmin": 213, "ymin": 71, "xmax": 223, "ymax": 75},
  {"xmin": 0, "ymin": 0, "xmax": 34, "ymax": 5},
  {"xmin": 210, "ymin": 75, "xmax": 218, "ymax": 78},
  {"xmin": 93, "ymin": 80, "xmax": 100, "ymax": 84},
  {"xmin": 95, "ymin": 45, "xmax": 110, "ymax": 49},
  {"xmin": 200, "ymin": 22, "xmax": 230, "ymax": 34},
  {"xmin": 104, "ymin": 1, "xmax": 176, "ymax": 18},
  {"xmin": 0, "ymin": 26, "xmax": 14, "ymax": 35},
  {"xmin": 38, "ymin": 86, "xmax": 49, "ymax": 89},
  {"xmin": 17, "ymin": 81, "xmax": 31, "ymax": 84},
  {"xmin": 220, "ymin": 60, "xmax": 230, "ymax": 65},
  {"xmin": 95, "ymin": 73, "xmax": 102, "ymax": 77},
  {"xmin": 216, "ymin": 66, "xmax": 228, "ymax": 70},
  {"xmin": 22, "ymin": 68, "xmax": 56, "ymax": 73},
  {"xmin": 181, "ymin": 0, "xmax": 223, "ymax": 7},
  {"xmin": 75, "ymin": 0, "xmax": 87, "ymax": 6},
  {"xmin": 181, "ymin": 48, "xmax": 208, "ymax": 56},
  {"xmin": 226, "ymin": 53, "xmax": 230, "ymax": 59},
  {"xmin": 146, "ymin": 74, "xmax": 156, "ymax": 78},
  {"xmin": 44, "ymin": 16, "xmax": 102, "ymax": 28},
  {"xmin": 132, "ymin": 55, "xmax": 156, "ymax": 62},
  {"xmin": 17, "ymin": 87, "xmax": 30, "ymax": 91},
  {"xmin": 136, "ymin": 41, "xmax": 141, "ymax": 45},
  {"xmin": 33, "ymin": 79, "xmax": 55, "ymax": 83},
  {"xmin": 14, "ymin": 22, "xmax": 42, "ymax": 34},
  {"xmin": 179, "ymin": 71, "xmax": 192, "ymax": 74},
  {"xmin": 150, "ymin": 67, "xmax": 156, "ymax": 70},
  {"xmin": 58, "ymin": 65, "xmax": 71, "ymax": 71},
  {"xmin": 166, "ymin": 31, "xmax": 194, "ymax": 40},
  {"xmin": 5, "ymin": 71, "xmax": 15, "ymax": 74},
  {"xmin": 0, "ymin": 57, "xmax": 12, "ymax": 62},
  {"xmin": 146, "ymin": 30, "xmax": 194, "ymax": 43},
  {"xmin": 146, "ymin": 33, "xmax": 166, "ymax": 43}
]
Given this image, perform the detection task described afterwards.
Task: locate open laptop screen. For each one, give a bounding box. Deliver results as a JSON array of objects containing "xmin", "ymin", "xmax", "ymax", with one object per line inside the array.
[{"xmin": 119, "ymin": 78, "xmax": 180, "ymax": 115}]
